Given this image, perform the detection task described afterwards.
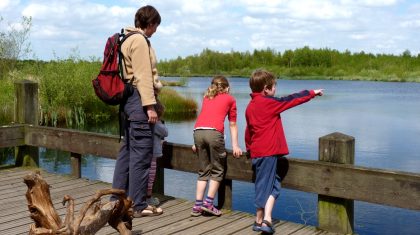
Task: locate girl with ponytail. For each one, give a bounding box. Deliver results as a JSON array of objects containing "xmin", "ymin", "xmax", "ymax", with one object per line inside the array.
[{"xmin": 190, "ymin": 75, "xmax": 242, "ymax": 217}]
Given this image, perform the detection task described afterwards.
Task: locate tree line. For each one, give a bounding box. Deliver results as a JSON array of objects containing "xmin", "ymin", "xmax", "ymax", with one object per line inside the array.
[{"xmin": 157, "ymin": 47, "xmax": 420, "ymax": 82}]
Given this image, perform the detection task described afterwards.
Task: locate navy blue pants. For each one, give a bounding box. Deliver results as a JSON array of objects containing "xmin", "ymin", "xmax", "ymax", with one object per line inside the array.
[
  {"xmin": 112, "ymin": 90, "xmax": 153, "ymax": 212},
  {"xmin": 252, "ymin": 156, "xmax": 281, "ymax": 208}
]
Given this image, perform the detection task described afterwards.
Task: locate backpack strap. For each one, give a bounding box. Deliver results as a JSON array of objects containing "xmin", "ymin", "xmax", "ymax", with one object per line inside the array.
[
  {"xmin": 117, "ymin": 29, "xmax": 151, "ymax": 141},
  {"xmin": 118, "ymin": 29, "xmax": 151, "ymax": 84}
]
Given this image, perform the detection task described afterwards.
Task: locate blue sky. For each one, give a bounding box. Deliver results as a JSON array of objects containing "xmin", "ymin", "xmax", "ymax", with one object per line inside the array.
[{"xmin": 1, "ymin": 0, "xmax": 420, "ymax": 61}]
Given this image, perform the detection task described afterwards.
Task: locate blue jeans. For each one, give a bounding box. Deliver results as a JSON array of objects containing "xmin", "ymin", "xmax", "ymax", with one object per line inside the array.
[{"xmin": 112, "ymin": 90, "xmax": 154, "ymax": 211}]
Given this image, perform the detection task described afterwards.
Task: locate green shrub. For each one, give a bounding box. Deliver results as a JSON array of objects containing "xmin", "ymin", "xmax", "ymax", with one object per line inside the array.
[{"xmin": 159, "ymin": 87, "xmax": 197, "ymax": 121}]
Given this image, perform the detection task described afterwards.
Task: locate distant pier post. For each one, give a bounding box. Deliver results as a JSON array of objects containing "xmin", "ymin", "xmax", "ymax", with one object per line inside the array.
[
  {"xmin": 14, "ymin": 80, "xmax": 39, "ymax": 167},
  {"xmin": 318, "ymin": 132, "xmax": 355, "ymax": 234}
]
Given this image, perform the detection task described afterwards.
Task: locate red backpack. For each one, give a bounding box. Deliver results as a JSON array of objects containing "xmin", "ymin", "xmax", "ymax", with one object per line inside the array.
[{"xmin": 92, "ymin": 30, "xmax": 149, "ymax": 105}]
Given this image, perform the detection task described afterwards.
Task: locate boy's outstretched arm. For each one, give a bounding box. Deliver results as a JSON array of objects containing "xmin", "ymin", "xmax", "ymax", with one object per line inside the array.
[{"xmin": 229, "ymin": 122, "xmax": 242, "ymax": 158}]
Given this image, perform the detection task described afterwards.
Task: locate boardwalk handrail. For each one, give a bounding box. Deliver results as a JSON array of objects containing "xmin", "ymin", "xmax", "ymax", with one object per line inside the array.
[{"xmin": 1, "ymin": 124, "xmax": 419, "ymax": 212}]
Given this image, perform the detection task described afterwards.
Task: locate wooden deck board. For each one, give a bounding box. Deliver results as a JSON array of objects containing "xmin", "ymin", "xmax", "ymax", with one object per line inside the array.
[
  {"xmin": 201, "ymin": 212, "xmax": 256, "ymax": 235},
  {"xmin": 0, "ymin": 179, "xmax": 107, "ymax": 211},
  {"xmin": 0, "ymin": 167, "xmax": 338, "ymax": 235},
  {"xmin": 172, "ymin": 211, "xmax": 248, "ymax": 235}
]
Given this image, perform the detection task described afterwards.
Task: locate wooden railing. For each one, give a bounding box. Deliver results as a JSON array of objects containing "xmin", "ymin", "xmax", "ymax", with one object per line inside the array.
[{"xmin": 1, "ymin": 80, "xmax": 419, "ymax": 234}]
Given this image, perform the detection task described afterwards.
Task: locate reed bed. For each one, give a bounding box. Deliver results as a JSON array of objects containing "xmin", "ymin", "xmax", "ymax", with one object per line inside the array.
[{"xmin": 0, "ymin": 59, "xmax": 198, "ymax": 127}]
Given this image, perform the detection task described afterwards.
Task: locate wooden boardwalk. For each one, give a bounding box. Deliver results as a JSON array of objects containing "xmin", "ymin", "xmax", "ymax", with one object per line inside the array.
[{"xmin": 0, "ymin": 167, "xmax": 338, "ymax": 235}]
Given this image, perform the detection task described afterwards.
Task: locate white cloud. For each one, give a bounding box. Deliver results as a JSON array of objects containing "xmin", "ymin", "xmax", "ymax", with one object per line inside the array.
[
  {"xmin": 179, "ymin": 0, "xmax": 223, "ymax": 14},
  {"xmin": 401, "ymin": 19, "xmax": 420, "ymax": 28},
  {"xmin": 341, "ymin": 0, "xmax": 399, "ymax": 7},
  {"xmin": 0, "ymin": 0, "xmax": 13, "ymax": 11},
  {"xmin": 2, "ymin": 0, "xmax": 419, "ymax": 60},
  {"xmin": 250, "ymin": 34, "xmax": 267, "ymax": 49},
  {"xmin": 158, "ymin": 23, "xmax": 179, "ymax": 35},
  {"xmin": 242, "ymin": 16, "xmax": 262, "ymax": 26},
  {"xmin": 350, "ymin": 34, "xmax": 368, "ymax": 40},
  {"xmin": 208, "ymin": 39, "xmax": 230, "ymax": 47},
  {"xmin": 287, "ymin": 0, "xmax": 352, "ymax": 20}
]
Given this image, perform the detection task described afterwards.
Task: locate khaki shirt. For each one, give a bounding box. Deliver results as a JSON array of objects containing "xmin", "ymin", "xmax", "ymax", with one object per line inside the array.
[{"xmin": 120, "ymin": 27, "xmax": 158, "ymax": 106}]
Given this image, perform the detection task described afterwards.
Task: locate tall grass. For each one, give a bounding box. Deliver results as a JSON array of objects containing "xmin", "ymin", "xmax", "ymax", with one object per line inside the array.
[
  {"xmin": 0, "ymin": 75, "xmax": 14, "ymax": 124},
  {"xmin": 0, "ymin": 59, "xmax": 198, "ymax": 127},
  {"xmin": 159, "ymin": 88, "xmax": 197, "ymax": 121}
]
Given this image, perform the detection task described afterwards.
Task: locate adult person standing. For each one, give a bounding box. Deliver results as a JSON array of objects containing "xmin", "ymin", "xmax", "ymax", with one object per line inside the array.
[{"xmin": 111, "ymin": 5, "xmax": 163, "ymax": 218}]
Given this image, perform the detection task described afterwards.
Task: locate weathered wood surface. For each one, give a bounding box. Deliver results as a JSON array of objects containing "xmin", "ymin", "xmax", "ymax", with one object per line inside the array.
[
  {"xmin": 0, "ymin": 125, "xmax": 25, "ymax": 148},
  {"xmin": 0, "ymin": 167, "xmax": 337, "ymax": 235},
  {"xmin": 317, "ymin": 132, "xmax": 354, "ymax": 234},
  {"xmin": 24, "ymin": 125, "xmax": 119, "ymax": 159},
  {"xmin": 14, "ymin": 80, "xmax": 38, "ymax": 125},
  {"xmin": 1, "ymin": 125, "xmax": 420, "ymax": 210}
]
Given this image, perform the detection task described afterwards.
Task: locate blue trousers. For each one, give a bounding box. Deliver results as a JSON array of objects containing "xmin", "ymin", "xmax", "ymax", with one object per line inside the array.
[
  {"xmin": 112, "ymin": 90, "xmax": 153, "ymax": 211},
  {"xmin": 252, "ymin": 156, "xmax": 281, "ymax": 208}
]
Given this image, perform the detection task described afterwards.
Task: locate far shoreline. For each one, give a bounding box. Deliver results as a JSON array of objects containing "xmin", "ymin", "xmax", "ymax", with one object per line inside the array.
[{"xmin": 160, "ymin": 75, "xmax": 420, "ymax": 83}]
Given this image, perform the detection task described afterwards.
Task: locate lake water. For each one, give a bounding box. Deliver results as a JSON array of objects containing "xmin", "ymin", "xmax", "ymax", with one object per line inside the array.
[{"xmin": 12, "ymin": 77, "xmax": 420, "ymax": 234}]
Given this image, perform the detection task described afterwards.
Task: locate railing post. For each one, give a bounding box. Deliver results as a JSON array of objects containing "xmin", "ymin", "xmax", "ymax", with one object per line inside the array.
[
  {"xmin": 14, "ymin": 80, "xmax": 39, "ymax": 167},
  {"xmin": 153, "ymin": 165, "xmax": 165, "ymax": 195},
  {"xmin": 318, "ymin": 132, "xmax": 355, "ymax": 234},
  {"xmin": 70, "ymin": 152, "xmax": 82, "ymax": 178},
  {"xmin": 218, "ymin": 179, "xmax": 232, "ymax": 210}
]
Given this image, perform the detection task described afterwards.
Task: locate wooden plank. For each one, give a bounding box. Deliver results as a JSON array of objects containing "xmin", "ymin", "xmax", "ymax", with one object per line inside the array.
[
  {"xmin": 0, "ymin": 185, "xmax": 111, "ymax": 227},
  {"xmin": 24, "ymin": 125, "xmax": 120, "ymax": 159},
  {"xmin": 4, "ymin": 193, "xmax": 114, "ymax": 234},
  {"xmin": 0, "ymin": 176, "xmax": 97, "ymax": 201},
  {"xmin": 0, "ymin": 182, "xmax": 110, "ymax": 223},
  {"xmin": 133, "ymin": 201, "xmax": 200, "ymax": 234},
  {"xmin": 235, "ymin": 220, "xmax": 287, "ymax": 235},
  {"xmin": 0, "ymin": 167, "xmax": 30, "ymax": 176},
  {"xmin": 0, "ymin": 174, "xmax": 60, "ymax": 197},
  {"xmin": 0, "ymin": 178, "xmax": 108, "ymax": 211},
  {"xmin": 175, "ymin": 211, "xmax": 249, "ymax": 235},
  {"xmin": 0, "ymin": 178, "xmax": 114, "ymax": 234},
  {"xmin": 0, "ymin": 125, "xmax": 25, "ymax": 148},
  {"xmin": 145, "ymin": 207, "xmax": 218, "ymax": 234},
  {"xmin": 274, "ymin": 220, "xmax": 305, "ymax": 233},
  {"xmin": 0, "ymin": 171, "xmax": 56, "ymax": 188},
  {"xmin": 284, "ymin": 159, "xmax": 420, "ymax": 210},
  {"xmin": 202, "ymin": 212, "xmax": 255, "ymax": 235},
  {"xmin": 292, "ymin": 225, "xmax": 331, "ymax": 235},
  {"xmin": 1, "ymin": 193, "xmax": 100, "ymax": 233},
  {"xmin": 97, "ymin": 198, "xmax": 187, "ymax": 235}
]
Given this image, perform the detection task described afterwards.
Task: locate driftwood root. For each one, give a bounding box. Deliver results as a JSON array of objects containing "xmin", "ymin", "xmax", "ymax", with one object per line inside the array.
[{"xmin": 24, "ymin": 171, "xmax": 133, "ymax": 235}]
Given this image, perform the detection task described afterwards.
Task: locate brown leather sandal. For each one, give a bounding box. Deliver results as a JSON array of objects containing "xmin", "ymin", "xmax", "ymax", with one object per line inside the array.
[{"xmin": 140, "ymin": 205, "xmax": 163, "ymax": 217}]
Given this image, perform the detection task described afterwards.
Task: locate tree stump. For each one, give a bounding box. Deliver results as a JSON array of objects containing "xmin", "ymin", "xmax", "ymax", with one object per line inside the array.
[{"xmin": 23, "ymin": 171, "xmax": 133, "ymax": 235}]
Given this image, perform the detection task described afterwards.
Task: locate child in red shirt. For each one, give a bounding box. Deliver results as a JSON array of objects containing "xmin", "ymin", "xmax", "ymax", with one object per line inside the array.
[
  {"xmin": 245, "ymin": 69, "xmax": 323, "ymax": 233},
  {"xmin": 191, "ymin": 75, "xmax": 242, "ymax": 216}
]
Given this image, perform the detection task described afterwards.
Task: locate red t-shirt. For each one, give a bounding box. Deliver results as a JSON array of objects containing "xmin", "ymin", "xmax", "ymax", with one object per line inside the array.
[
  {"xmin": 194, "ymin": 93, "xmax": 237, "ymax": 133},
  {"xmin": 245, "ymin": 90, "xmax": 315, "ymax": 158}
]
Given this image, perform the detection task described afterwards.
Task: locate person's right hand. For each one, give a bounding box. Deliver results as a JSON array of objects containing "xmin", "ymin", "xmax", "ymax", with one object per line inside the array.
[
  {"xmin": 146, "ymin": 105, "xmax": 158, "ymax": 123},
  {"xmin": 314, "ymin": 89, "xmax": 324, "ymax": 96},
  {"xmin": 232, "ymin": 146, "xmax": 242, "ymax": 158}
]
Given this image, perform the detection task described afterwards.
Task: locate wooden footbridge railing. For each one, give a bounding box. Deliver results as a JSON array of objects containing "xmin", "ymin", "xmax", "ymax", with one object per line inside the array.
[{"xmin": 1, "ymin": 80, "xmax": 419, "ymax": 234}]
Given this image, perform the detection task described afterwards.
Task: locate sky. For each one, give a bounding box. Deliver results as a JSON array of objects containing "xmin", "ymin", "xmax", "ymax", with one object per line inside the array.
[{"xmin": 1, "ymin": 0, "xmax": 420, "ymax": 61}]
